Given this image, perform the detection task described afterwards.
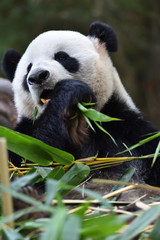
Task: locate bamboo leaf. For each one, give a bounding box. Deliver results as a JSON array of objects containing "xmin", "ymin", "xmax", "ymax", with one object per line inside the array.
[
  {"xmin": 81, "ymin": 214, "xmax": 123, "ymax": 239},
  {"xmin": 45, "ymin": 179, "xmax": 59, "ymax": 205},
  {"xmin": 11, "ymin": 171, "xmax": 38, "ymax": 191},
  {"xmin": 122, "ymin": 142, "xmax": 133, "ymax": 156},
  {"xmin": 117, "ymin": 206, "xmax": 160, "ymax": 240},
  {"xmin": 152, "ymin": 140, "xmax": 160, "ymax": 167},
  {"xmin": 33, "ymin": 106, "xmax": 39, "ymax": 124},
  {"xmin": 61, "ymin": 214, "xmax": 81, "ymax": 240},
  {"xmin": 109, "ymin": 167, "xmax": 136, "ymax": 201},
  {"xmin": 78, "ymin": 103, "xmax": 120, "ymax": 122},
  {"xmin": 0, "ymin": 184, "xmax": 54, "ymax": 225},
  {"xmin": 46, "ymin": 166, "xmax": 65, "ymax": 180},
  {"xmin": 40, "ymin": 208, "xmax": 67, "ymax": 240},
  {"xmin": 59, "ymin": 163, "xmax": 90, "ymax": 195},
  {"xmin": 2, "ymin": 228, "xmax": 24, "ymax": 240},
  {"xmin": 0, "ymin": 126, "xmax": 74, "ymax": 165},
  {"xmin": 82, "ymin": 113, "xmax": 95, "ymax": 132},
  {"xmin": 149, "ymin": 217, "xmax": 160, "ymax": 240},
  {"xmin": 77, "ymin": 102, "xmax": 88, "ymax": 112},
  {"xmin": 81, "ymin": 102, "xmax": 96, "ymax": 107},
  {"xmin": 35, "ymin": 166, "xmax": 52, "ymax": 179},
  {"xmin": 78, "ymin": 102, "xmax": 119, "ymax": 144},
  {"xmin": 94, "ymin": 121, "xmax": 117, "ymax": 145},
  {"xmin": 85, "ymin": 108, "xmax": 120, "ymax": 122},
  {"xmin": 117, "ymin": 132, "xmax": 160, "ymax": 155}
]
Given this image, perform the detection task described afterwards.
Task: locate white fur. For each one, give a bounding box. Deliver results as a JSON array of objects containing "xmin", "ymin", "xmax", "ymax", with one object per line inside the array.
[{"xmin": 13, "ymin": 29, "xmax": 138, "ymax": 121}]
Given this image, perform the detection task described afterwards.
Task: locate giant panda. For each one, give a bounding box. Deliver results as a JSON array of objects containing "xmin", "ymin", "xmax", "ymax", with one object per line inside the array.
[{"xmin": 1, "ymin": 22, "xmax": 160, "ymax": 186}]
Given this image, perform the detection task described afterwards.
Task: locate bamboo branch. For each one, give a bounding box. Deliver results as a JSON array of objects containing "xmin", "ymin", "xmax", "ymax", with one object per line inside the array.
[{"xmin": 0, "ymin": 138, "xmax": 14, "ymax": 228}]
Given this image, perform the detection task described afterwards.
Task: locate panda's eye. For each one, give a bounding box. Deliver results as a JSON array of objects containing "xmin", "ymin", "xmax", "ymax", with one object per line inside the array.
[
  {"xmin": 27, "ymin": 63, "xmax": 32, "ymax": 73},
  {"xmin": 55, "ymin": 51, "xmax": 69, "ymax": 61}
]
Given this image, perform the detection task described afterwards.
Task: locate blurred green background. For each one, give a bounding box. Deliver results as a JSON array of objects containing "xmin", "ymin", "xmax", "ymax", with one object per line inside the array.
[{"xmin": 0, "ymin": 0, "xmax": 160, "ymax": 127}]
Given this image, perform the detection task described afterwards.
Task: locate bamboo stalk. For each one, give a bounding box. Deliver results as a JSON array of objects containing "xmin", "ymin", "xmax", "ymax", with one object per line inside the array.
[
  {"xmin": 102, "ymin": 185, "xmax": 136, "ymax": 199},
  {"xmin": 93, "ymin": 179, "xmax": 160, "ymax": 191},
  {"xmin": 0, "ymin": 138, "xmax": 14, "ymax": 228},
  {"xmin": 52, "ymin": 185, "xmax": 136, "ymax": 206}
]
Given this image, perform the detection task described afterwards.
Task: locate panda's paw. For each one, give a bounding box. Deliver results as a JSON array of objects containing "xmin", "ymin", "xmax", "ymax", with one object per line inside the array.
[
  {"xmin": 54, "ymin": 79, "xmax": 95, "ymax": 100},
  {"xmin": 53, "ymin": 79, "xmax": 96, "ymax": 110},
  {"xmin": 53, "ymin": 79, "xmax": 96, "ymax": 146}
]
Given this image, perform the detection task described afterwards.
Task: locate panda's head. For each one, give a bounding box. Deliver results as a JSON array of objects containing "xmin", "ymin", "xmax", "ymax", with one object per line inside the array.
[{"xmin": 2, "ymin": 22, "xmax": 119, "ymax": 120}]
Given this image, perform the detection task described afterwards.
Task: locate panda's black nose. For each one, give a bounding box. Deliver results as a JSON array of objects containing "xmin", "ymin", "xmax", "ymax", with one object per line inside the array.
[{"xmin": 28, "ymin": 70, "xmax": 50, "ymax": 85}]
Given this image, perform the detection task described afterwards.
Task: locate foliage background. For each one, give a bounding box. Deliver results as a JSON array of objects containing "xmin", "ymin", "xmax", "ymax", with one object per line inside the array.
[{"xmin": 0, "ymin": 0, "xmax": 160, "ymax": 127}]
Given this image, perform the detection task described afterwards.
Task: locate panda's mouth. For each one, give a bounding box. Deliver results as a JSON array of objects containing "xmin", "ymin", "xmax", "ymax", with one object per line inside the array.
[{"xmin": 40, "ymin": 89, "xmax": 54, "ymax": 105}]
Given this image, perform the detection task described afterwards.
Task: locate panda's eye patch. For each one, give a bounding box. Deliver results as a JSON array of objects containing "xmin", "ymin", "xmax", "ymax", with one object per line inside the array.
[
  {"xmin": 54, "ymin": 51, "xmax": 79, "ymax": 73},
  {"xmin": 23, "ymin": 63, "xmax": 32, "ymax": 92},
  {"xmin": 55, "ymin": 51, "xmax": 69, "ymax": 61},
  {"xmin": 27, "ymin": 63, "xmax": 32, "ymax": 73}
]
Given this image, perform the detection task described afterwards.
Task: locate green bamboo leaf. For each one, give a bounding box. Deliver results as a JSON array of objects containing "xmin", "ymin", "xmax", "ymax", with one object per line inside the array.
[
  {"xmin": 46, "ymin": 166, "xmax": 65, "ymax": 180},
  {"xmin": 73, "ymin": 202, "xmax": 91, "ymax": 217},
  {"xmin": 81, "ymin": 102, "xmax": 96, "ymax": 107},
  {"xmin": 45, "ymin": 179, "xmax": 59, "ymax": 205},
  {"xmin": 117, "ymin": 206, "xmax": 160, "ymax": 240},
  {"xmin": 0, "ymin": 207, "xmax": 50, "ymax": 229},
  {"xmin": 81, "ymin": 214, "xmax": 123, "ymax": 239},
  {"xmin": 77, "ymin": 102, "xmax": 88, "ymax": 112},
  {"xmin": 0, "ymin": 126, "xmax": 74, "ymax": 165},
  {"xmin": 149, "ymin": 217, "xmax": 160, "ymax": 240},
  {"xmin": 152, "ymin": 141, "xmax": 160, "ymax": 167},
  {"xmin": 19, "ymin": 218, "xmax": 50, "ymax": 231},
  {"xmin": 35, "ymin": 167, "xmax": 52, "ymax": 179},
  {"xmin": 117, "ymin": 132, "xmax": 160, "ymax": 155},
  {"xmin": 85, "ymin": 108, "xmax": 120, "ymax": 122},
  {"xmin": 94, "ymin": 121, "xmax": 117, "ymax": 145},
  {"xmin": 40, "ymin": 208, "xmax": 67, "ymax": 240},
  {"xmin": 61, "ymin": 214, "xmax": 81, "ymax": 240},
  {"xmin": 2, "ymin": 228, "xmax": 24, "ymax": 240},
  {"xmin": 78, "ymin": 103, "xmax": 119, "ymax": 144},
  {"xmin": 11, "ymin": 171, "xmax": 38, "ymax": 191},
  {"xmin": 122, "ymin": 142, "xmax": 133, "ymax": 156},
  {"xmin": 59, "ymin": 163, "xmax": 90, "ymax": 195},
  {"xmin": 33, "ymin": 106, "xmax": 39, "ymax": 124},
  {"xmin": 78, "ymin": 103, "xmax": 120, "ymax": 122},
  {"xmin": 109, "ymin": 167, "xmax": 136, "ymax": 201},
  {"xmin": 82, "ymin": 113, "xmax": 95, "ymax": 132}
]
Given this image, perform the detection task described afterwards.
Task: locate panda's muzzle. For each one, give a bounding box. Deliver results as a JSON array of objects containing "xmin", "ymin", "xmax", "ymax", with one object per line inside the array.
[
  {"xmin": 28, "ymin": 70, "xmax": 50, "ymax": 86},
  {"xmin": 28, "ymin": 70, "xmax": 52, "ymax": 104}
]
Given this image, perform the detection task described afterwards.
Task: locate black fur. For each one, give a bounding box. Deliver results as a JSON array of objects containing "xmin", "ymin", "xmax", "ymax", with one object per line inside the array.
[
  {"xmin": 89, "ymin": 22, "xmax": 118, "ymax": 52},
  {"xmin": 22, "ymin": 63, "xmax": 33, "ymax": 92},
  {"xmin": 98, "ymin": 94, "xmax": 160, "ymax": 186},
  {"xmin": 1, "ymin": 49, "xmax": 21, "ymax": 81},
  {"xmin": 27, "ymin": 63, "xmax": 32, "ymax": 73},
  {"xmin": 55, "ymin": 51, "xmax": 79, "ymax": 73},
  {"xmin": 23, "ymin": 76, "xmax": 29, "ymax": 92}
]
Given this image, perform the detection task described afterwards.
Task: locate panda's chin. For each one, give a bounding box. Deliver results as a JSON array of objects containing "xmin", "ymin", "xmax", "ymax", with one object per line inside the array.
[{"xmin": 39, "ymin": 89, "xmax": 54, "ymax": 105}]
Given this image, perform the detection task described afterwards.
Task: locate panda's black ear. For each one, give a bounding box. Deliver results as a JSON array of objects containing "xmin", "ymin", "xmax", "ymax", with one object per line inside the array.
[
  {"xmin": 1, "ymin": 49, "xmax": 22, "ymax": 81},
  {"xmin": 89, "ymin": 22, "xmax": 118, "ymax": 52}
]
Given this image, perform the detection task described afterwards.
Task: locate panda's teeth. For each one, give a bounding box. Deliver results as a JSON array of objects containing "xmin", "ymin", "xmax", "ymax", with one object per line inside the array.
[{"xmin": 40, "ymin": 98, "xmax": 51, "ymax": 104}]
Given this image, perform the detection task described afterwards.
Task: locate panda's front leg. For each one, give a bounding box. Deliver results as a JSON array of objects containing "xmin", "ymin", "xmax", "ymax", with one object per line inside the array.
[{"xmin": 51, "ymin": 79, "xmax": 97, "ymax": 148}]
